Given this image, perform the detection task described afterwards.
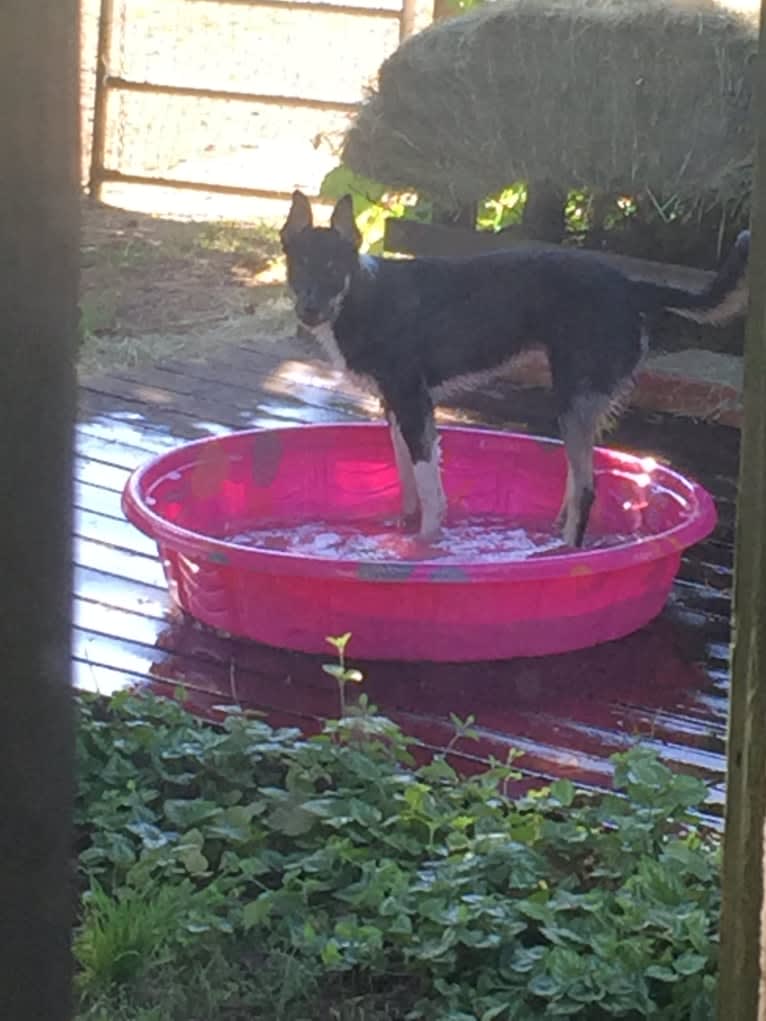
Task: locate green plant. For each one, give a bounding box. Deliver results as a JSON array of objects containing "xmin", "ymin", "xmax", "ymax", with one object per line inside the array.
[
  {"xmin": 74, "ymin": 682, "xmax": 720, "ymax": 1021},
  {"xmin": 323, "ymin": 632, "xmax": 364, "ymax": 717},
  {"xmin": 78, "ymin": 293, "xmax": 118, "ymax": 345},
  {"xmin": 320, "ymin": 165, "xmax": 432, "ymax": 253},
  {"xmin": 74, "ymin": 877, "xmax": 230, "ymax": 997},
  {"xmin": 476, "ymin": 183, "xmax": 527, "ymax": 232}
]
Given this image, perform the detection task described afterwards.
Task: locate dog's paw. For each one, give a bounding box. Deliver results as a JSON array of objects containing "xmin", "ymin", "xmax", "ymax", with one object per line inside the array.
[{"xmin": 416, "ymin": 520, "xmax": 444, "ymax": 545}]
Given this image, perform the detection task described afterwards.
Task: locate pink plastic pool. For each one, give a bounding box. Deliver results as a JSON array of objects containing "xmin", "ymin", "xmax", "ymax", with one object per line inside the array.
[{"xmin": 122, "ymin": 423, "xmax": 717, "ymax": 661}]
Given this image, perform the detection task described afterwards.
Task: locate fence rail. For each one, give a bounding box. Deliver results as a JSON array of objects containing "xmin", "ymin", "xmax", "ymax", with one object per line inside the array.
[{"xmin": 88, "ymin": 0, "xmax": 420, "ymax": 205}]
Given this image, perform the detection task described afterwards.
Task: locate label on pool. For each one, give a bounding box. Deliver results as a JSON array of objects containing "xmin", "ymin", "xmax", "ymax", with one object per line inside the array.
[{"xmin": 226, "ymin": 515, "xmax": 640, "ymax": 564}]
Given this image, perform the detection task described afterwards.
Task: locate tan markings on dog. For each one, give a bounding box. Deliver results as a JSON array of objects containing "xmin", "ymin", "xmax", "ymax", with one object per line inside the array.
[
  {"xmin": 388, "ymin": 413, "xmax": 419, "ymax": 520},
  {"xmin": 431, "ymin": 350, "xmax": 545, "ymax": 401},
  {"xmin": 413, "ymin": 432, "xmax": 446, "ymax": 541},
  {"xmin": 669, "ymin": 273, "xmax": 749, "ymax": 325}
]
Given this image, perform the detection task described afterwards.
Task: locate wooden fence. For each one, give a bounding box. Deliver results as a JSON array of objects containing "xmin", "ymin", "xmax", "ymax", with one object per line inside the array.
[{"xmin": 87, "ymin": 0, "xmax": 422, "ymax": 206}]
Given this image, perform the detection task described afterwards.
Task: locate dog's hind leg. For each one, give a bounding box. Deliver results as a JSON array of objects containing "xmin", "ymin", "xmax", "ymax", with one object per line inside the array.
[
  {"xmin": 412, "ymin": 424, "xmax": 446, "ymax": 542},
  {"xmin": 558, "ymin": 393, "xmax": 612, "ymax": 547},
  {"xmin": 386, "ymin": 409, "xmax": 419, "ymax": 528},
  {"xmin": 382, "ymin": 381, "xmax": 446, "ymax": 541}
]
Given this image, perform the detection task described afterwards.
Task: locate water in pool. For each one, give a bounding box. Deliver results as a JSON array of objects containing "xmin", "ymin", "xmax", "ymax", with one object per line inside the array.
[{"xmin": 226, "ymin": 515, "xmax": 638, "ymax": 563}]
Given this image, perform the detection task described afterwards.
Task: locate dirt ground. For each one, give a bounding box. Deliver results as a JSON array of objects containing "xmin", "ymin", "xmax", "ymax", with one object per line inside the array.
[{"xmin": 78, "ymin": 197, "xmax": 295, "ymax": 374}]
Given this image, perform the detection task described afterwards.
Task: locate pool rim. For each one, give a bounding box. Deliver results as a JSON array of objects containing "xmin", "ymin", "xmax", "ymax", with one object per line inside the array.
[{"xmin": 121, "ymin": 422, "xmax": 718, "ymax": 584}]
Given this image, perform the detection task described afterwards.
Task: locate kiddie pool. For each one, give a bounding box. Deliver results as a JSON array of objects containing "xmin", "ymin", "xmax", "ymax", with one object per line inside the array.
[{"xmin": 122, "ymin": 423, "xmax": 717, "ymax": 662}]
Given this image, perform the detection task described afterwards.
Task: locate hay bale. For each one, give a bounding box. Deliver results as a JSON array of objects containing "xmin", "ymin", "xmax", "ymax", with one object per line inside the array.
[{"xmin": 343, "ymin": 0, "xmax": 757, "ymax": 212}]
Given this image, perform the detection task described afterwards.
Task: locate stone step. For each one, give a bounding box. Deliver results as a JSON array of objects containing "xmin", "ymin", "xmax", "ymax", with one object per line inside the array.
[{"xmin": 507, "ymin": 348, "xmax": 743, "ymax": 428}]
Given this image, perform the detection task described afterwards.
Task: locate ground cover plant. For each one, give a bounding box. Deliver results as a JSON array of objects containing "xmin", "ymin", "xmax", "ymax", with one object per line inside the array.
[{"xmin": 74, "ymin": 644, "xmax": 721, "ymax": 1020}]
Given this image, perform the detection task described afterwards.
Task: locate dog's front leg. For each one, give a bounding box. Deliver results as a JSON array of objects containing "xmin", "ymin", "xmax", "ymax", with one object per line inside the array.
[
  {"xmin": 559, "ymin": 397, "xmax": 599, "ymax": 547},
  {"xmin": 385, "ymin": 407, "xmax": 419, "ymax": 528},
  {"xmin": 383, "ymin": 382, "xmax": 446, "ymax": 542}
]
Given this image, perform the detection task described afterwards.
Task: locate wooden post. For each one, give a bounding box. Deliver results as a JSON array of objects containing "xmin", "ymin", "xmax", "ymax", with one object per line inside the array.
[
  {"xmin": 718, "ymin": 1, "xmax": 766, "ymax": 1018},
  {"xmin": 0, "ymin": 0, "xmax": 79, "ymax": 1018},
  {"xmin": 89, "ymin": 0, "xmax": 116, "ymax": 199},
  {"xmin": 400, "ymin": 0, "xmax": 418, "ymax": 39}
]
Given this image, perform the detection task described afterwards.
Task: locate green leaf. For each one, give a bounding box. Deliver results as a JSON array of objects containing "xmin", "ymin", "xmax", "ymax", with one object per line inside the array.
[
  {"xmin": 178, "ymin": 846, "xmax": 208, "ymax": 876},
  {"xmin": 163, "ymin": 799, "xmax": 221, "ymax": 829},
  {"xmin": 242, "ymin": 893, "xmax": 274, "ymax": 929},
  {"xmin": 671, "ymin": 772, "xmax": 709, "ymax": 808},
  {"xmin": 674, "ymin": 952, "xmax": 708, "ymax": 976},
  {"xmin": 322, "ymin": 664, "xmax": 346, "ymax": 680},
  {"xmin": 480, "ymin": 1006, "xmax": 508, "ymax": 1021},
  {"xmin": 646, "ymin": 965, "xmax": 680, "ymax": 983},
  {"xmin": 267, "ymin": 803, "xmax": 316, "ymax": 837},
  {"xmin": 388, "ymin": 913, "xmax": 413, "ymax": 935},
  {"xmin": 125, "ymin": 821, "xmax": 176, "ymax": 850},
  {"xmin": 321, "ymin": 938, "xmax": 343, "ymax": 967},
  {"xmin": 550, "ymin": 779, "xmax": 576, "ymax": 807},
  {"xmin": 320, "ymin": 167, "xmax": 386, "ymax": 208},
  {"xmin": 325, "ymin": 632, "xmax": 352, "ymax": 653},
  {"xmin": 503, "ymin": 946, "xmax": 546, "ymax": 975},
  {"xmin": 528, "ymin": 974, "xmax": 561, "ymax": 998}
]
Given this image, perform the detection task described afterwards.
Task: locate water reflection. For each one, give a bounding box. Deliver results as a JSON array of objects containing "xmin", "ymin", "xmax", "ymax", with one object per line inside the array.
[{"xmin": 83, "ymin": 602, "xmax": 724, "ymax": 800}]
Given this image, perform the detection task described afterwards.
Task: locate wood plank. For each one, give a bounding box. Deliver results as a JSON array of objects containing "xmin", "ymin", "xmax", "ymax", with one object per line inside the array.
[
  {"xmin": 74, "ymin": 536, "xmax": 167, "ymax": 588},
  {"xmin": 74, "ymin": 508, "xmax": 158, "ymax": 558},
  {"xmin": 71, "ymin": 587, "xmax": 729, "ymax": 792},
  {"xmin": 74, "ymin": 456, "xmax": 130, "ymax": 492},
  {"xmin": 75, "ymin": 430, "xmax": 158, "ymax": 471},
  {"xmin": 718, "ymin": 4, "xmax": 766, "ymax": 1007},
  {"xmin": 74, "ymin": 566, "xmax": 169, "ymax": 620},
  {"xmin": 78, "ymin": 392, "xmax": 216, "ymax": 439},
  {"xmin": 70, "ymin": 624, "xmax": 615, "ymax": 788},
  {"xmin": 384, "ymin": 217, "xmax": 716, "ymax": 292},
  {"xmin": 73, "ymin": 480, "xmax": 126, "ymax": 519},
  {"xmin": 80, "ymin": 375, "xmax": 347, "ymax": 431},
  {"xmin": 107, "ymin": 363, "xmax": 371, "ymax": 422},
  {"xmin": 1, "ymin": 0, "xmax": 78, "ymax": 1012},
  {"xmin": 77, "ymin": 415, "xmax": 180, "ymax": 453},
  {"xmin": 71, "ymin": 616, "xmax": 726, "ymax": 802}
]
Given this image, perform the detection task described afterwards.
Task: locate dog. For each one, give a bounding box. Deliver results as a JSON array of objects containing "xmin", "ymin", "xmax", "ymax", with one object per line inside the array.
[{"xmin": 281, "ymin": 190, "xmax": 750, "ymax": 546}]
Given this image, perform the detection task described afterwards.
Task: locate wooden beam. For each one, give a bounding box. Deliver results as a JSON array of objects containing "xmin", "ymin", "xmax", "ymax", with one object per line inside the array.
[
  {"xmin": 88, "ymin": 0, "xmax": 115, "ymax": 199},
  {"xmin": 384, "ymin": 216, "xmax": 716, "ymax": 291},
  {"xmin": 98, "ymin": 167, "xmax": 322, "ymax": 203},
  {"xmin": 189, "ymin": 0, "xmax": 401, "ymax": 19},
  {"xmin": 0, "ymin": 0, "xmax": 79, "ymax": 1018},
  {"xmin": 400, "ymin": 0, "xmax": 418, "ymax": 39},
  {"xmin": 718, "ymin": 1, "xmax": 766, "ymax": 1017},
  {"xmin": 104, "ymin": 75, "xmax": 360, "ymax": 114}
]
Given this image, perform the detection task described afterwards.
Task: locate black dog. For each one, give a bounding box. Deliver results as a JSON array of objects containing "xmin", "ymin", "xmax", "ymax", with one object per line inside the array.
[{"xmin": 281, "ymin": 190, "xmax": 749, "ymax": 545}]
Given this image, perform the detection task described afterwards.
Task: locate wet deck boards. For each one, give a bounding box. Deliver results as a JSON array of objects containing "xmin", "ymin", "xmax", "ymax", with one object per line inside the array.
[{"xmin": 76, "ymin": 336, "xmax": 738, "ymax": 820}]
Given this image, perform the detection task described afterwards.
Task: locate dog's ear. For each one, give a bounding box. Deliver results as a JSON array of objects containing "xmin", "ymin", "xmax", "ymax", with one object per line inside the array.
[
  {"xmin": 330, "ymin": 195, "xmax": 361, "ymax": 249},
  {"xmin": 281, "ymin": 191, "xmax": 313, "ymax": 245}
]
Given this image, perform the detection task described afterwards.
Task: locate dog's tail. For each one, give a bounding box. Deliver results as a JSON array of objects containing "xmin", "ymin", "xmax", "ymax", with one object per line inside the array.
[{"xmin": 634, "ymin": 229, "xmax": 750, "ymax": 325}]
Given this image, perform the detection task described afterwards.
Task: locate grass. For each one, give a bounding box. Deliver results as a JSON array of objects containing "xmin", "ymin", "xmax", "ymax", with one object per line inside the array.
[
  {"xmin": 77, "ymin": 295, "xmax": 295, "ymax": 376},
  {"xmin": 78, "ymin": 201, "xmax": 295, "ymax": 376}
]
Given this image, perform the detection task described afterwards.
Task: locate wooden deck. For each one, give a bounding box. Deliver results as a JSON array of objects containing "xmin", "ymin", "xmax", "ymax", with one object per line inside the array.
[{"xmin": 75, "ymin": 335, "xmax": 737, "ymax": 819}]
